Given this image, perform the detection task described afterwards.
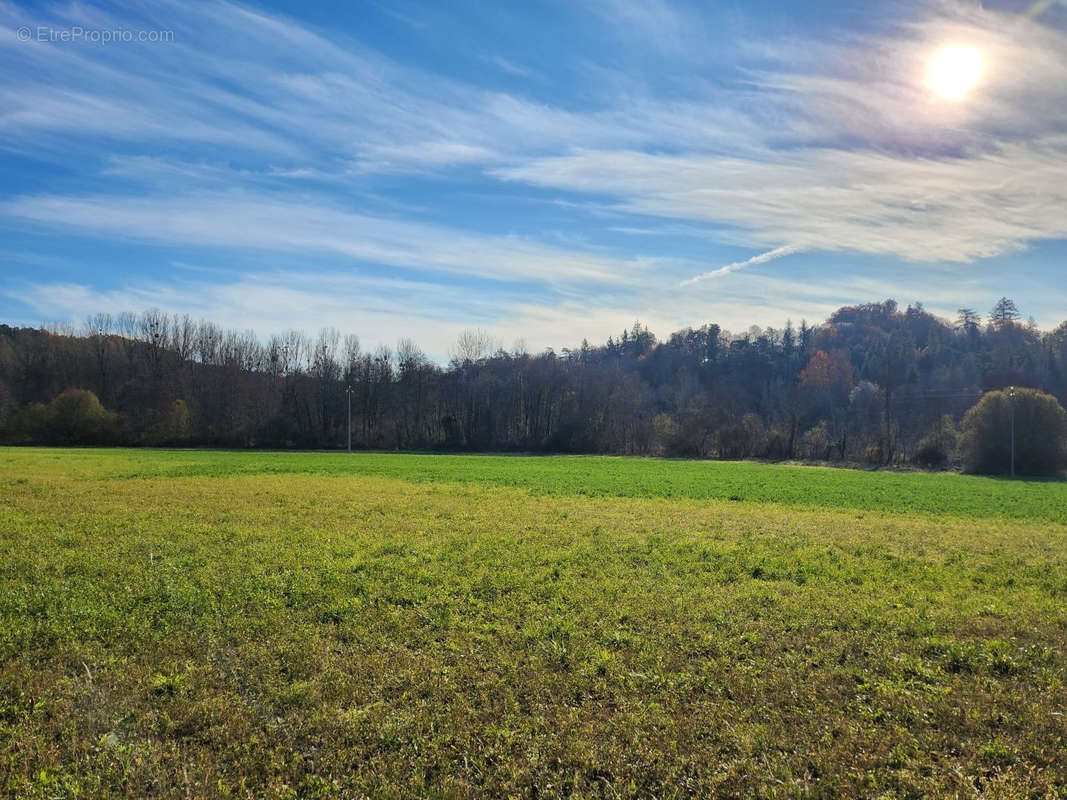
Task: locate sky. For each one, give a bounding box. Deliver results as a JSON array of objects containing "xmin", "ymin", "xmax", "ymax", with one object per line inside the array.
[{"xmin": 2, "ymin": 0, "xmax": 1067, "ymax": 358}]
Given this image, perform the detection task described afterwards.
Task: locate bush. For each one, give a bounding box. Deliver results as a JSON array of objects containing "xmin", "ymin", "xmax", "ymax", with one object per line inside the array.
[
  {"xmin": 914, "ymin": 415, "xmax": 958, "ymax": 468},
  {"xmin": 799, "ymin": 421, "xmax": 832, "ymax": 461},
  {"xmin": 718, "ymin": 413, "xmax": 767, "ymax": 459},
  {"xmin": 7, "ymin": 388, "xmax": 120, "ymax": 445},
  {"xmin": 0, "ymin": 379, "xmax": 14, "ymax": 431},
  {"xmin": 763, "ymin": 424, "xmax": 793, "ymax": 460},
  {"xmin": 145, "ymin": 399, "xmax": 195, "ymax": 445},
  {"xmin": 960, "ymin": 389, "xmax": 1067, "ymax": 475}
]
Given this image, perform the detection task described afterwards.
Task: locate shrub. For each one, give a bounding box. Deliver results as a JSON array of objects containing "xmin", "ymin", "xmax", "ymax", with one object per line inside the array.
[
  {"xmin": 8, "ymin": 388, "xmax": 120, "ymax": 445},
  {"xmin": 650, "ymin": 413, "xmax": 679, "ymax": 456},
  {"xmin": 146, "ymin": 399, "xmax": 195, "ymax": 445},
  {"xmin": 763, "ymin": 424, "xmax": 793, "ymax": 460},
  {"xmin": 0, "ymin": 379, "xmax": 14, "ymax": 431},
  {"xmin": 914, "ymin": 415, "xmax": 958, "ymax": 468},
  {"xmin": 718, "ymin": 413, "xmax": 767, "ymax": 459},
  {"xmin": 799, "ymin": 421, "xmax": 832, "ymax": 461},
  {"xmin": 960, "ymin": 388, "xmax": 1067, "ymax": 475}
]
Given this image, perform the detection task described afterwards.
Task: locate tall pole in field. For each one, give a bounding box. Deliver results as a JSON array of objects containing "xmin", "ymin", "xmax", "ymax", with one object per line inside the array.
[
  {"xmin": 1008, "ymin": 386, "xmax": 1015, "ymax": 478},
  {"xmin": 346, "ymin": 385, "xmax": 353, "ymax": 453}
]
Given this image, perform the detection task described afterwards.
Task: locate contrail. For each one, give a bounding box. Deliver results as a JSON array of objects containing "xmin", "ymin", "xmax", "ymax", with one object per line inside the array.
[{"xmin": 680, "ymin": 245, "xmax": 799, "ymax": 286}]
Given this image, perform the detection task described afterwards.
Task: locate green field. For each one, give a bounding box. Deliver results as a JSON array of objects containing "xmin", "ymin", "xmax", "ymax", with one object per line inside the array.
[
  {"xmin": 13, "ymin": 447, "xmax": 1067, "ymax": 523},
  {"xmin": 1, "ymin": 448, "xmax": 1065, "ymax": 798}
]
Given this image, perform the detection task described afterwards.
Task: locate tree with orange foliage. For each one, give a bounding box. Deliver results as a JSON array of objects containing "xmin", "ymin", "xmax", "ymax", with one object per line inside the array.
[{"xmin": 798, "ymin": 350, "xmax": 854, "ymax": 458}]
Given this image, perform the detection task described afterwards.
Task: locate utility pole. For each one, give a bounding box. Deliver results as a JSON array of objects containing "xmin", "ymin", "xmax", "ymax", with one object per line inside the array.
[
  {"xmin": 346, "ymin": 385, "xmax": 353, "ymax": 453},
  {"xmin": 1009, "ymin": 386, "xmax": 1016, "ymax": 478}
]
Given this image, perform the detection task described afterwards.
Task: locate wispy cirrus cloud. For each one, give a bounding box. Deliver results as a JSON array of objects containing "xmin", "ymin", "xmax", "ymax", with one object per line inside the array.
[
  {"xmin": 2, "ymin": 190, "xmax": 675, "ymax": 286},
  {"xmin": 0, "ymin": 1, "xmax": 747, "ymax": 173},
  {"xmin": 495, "ymin": 136, "xmax": 1067, "ymax": 262}
]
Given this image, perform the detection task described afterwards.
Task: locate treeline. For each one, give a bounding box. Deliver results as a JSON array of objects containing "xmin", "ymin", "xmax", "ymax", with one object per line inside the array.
[{"xmin": 2, "ymin": 298, "xmax": 1066, "ymax": 471}]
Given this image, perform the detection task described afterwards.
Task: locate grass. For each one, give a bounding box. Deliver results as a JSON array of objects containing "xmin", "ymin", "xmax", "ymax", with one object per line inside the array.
[
  {"xmin": 0, "ymin": 447, "xmax": 1065, "ymax": 798},
  {"xmin": 6, "ymin": 446, "xmax": 1067, "ymax": 524}
]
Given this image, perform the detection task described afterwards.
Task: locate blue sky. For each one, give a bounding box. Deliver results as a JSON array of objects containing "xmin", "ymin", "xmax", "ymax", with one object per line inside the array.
[{"xmin": 2, "ymin": 0, "xmax": 1067, "ymax": 356}]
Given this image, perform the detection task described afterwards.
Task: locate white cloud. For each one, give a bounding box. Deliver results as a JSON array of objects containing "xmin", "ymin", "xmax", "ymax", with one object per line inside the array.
[
  {"xmin": 497, "ymin": 137, "xmax": 1067, "ymax": 262},
  {"xmin": 586, "ymin": 0, "xmax": 709, "ymax": 59},
  {"xmin": 2, "ymin": 191, "xmax": 673, "ymax": 286},
  {"xmin": 482, "ymin": 54, "xmax": 537, "ymax": 79}
]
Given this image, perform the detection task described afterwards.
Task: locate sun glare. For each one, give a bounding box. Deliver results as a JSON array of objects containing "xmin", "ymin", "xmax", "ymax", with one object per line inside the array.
[{"xmin": 926, "ymin": 44, "xmax": 983, "ymax": 101}]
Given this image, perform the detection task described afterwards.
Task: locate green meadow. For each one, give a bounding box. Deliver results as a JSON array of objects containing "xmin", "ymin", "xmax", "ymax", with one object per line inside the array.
[
  {"xmin": 12, "ymin": 447, "xmax": 1067, "ymax": 523},
  {"xmin": 1, "ymin": 448, "xmax": 1065, "ymax": 798}
]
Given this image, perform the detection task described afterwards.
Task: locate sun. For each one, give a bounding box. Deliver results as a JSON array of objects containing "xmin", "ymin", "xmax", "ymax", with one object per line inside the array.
[{"xmin": 926, "ymin": 44, "xmax": 983, "ymax": 101}]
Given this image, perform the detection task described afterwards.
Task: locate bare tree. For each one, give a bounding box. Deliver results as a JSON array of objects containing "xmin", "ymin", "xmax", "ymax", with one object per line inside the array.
[
  {"xmin": 171, "ymin": 314, "xmax": 196, "ymax": 362},
  {"xmin": 83, "ymin": 313, "xmax": 114, "ymax": 399},
  {"xmin": 195, "ymin": 321, "xmax": 223, "ymax": 366},
  {"xmin": 343, "ymin": 334, "xmax": 361, "ymax": 384},
  {"xmin": 139, "ymin": 309, "xmax": 170, "ymax": 380},
  {"xmin": 450, "ymin": 328, "xmax": 497, "ymax": 364}
]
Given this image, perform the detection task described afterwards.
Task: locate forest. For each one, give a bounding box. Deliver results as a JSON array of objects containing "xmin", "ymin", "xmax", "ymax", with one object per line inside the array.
[{"xmin": 2, "ymin": 298, "xmax": 1066, "ymax": 471}]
